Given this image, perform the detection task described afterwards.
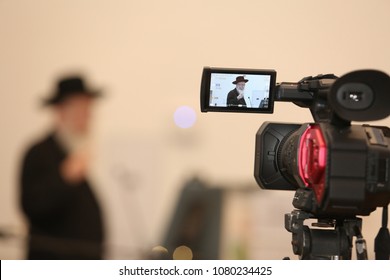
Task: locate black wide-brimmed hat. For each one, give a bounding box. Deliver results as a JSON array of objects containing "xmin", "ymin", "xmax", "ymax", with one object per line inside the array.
[
  {"xmin": 232, "ymin": 76, "xmax": 248, "ymax": 84},
  {"xmin": 43, "ymin": 76, "xmax": 102, "ymax": 105}
]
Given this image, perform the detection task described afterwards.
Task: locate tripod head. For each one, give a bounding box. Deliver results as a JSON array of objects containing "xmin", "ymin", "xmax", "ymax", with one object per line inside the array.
[{"xmin": 285, "ymin": 210, "xmax": 367, "ymax": 260}]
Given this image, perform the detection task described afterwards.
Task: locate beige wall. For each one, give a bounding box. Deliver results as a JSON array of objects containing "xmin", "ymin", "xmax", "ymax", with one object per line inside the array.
[{"xmin": 1, "ymin": 0, "xmax": 389, "ymax": 259}]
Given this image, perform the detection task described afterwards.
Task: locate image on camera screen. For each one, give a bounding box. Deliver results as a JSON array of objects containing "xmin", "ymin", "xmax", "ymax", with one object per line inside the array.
[{"xmin": 209, "ymin": 73, "xmax": 272, "ymax": 109}]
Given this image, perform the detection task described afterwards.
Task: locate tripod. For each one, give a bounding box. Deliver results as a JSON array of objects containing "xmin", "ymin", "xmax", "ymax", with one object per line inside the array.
[{"xmin": 285, "ymin": 210, "xmax": 368, "ymax": 260}]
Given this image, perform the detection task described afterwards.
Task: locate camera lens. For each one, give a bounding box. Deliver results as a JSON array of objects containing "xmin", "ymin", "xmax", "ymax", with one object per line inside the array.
[
  {"xmin": 278, "ymin": 130, "xmax": 301, "ymax": 186},
  {"xmin": 278, "ymin": 124, "xmax": 327, "ymax": 204}
]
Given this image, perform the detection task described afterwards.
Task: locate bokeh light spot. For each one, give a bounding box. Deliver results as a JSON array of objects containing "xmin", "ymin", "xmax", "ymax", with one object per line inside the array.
[
  {"xmin": 174, "ymin": 106, "xmax": 197, "ymax": 128},
  {"xmin": 173, "ymin": 245, "xmax": 193, "ymax": 260},
  {"xmin": 151, "ymin": 245, "xmax": 168, "ymax": 254},
  {"xmin": 150, "ymin": 245, "xmax": 169, "ymax": 259}
]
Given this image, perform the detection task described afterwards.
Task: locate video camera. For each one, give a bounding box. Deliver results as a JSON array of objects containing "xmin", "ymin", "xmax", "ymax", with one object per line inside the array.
[{"xmin": 200, "ymin": 67, "xmax": 390, "ymax": 259}]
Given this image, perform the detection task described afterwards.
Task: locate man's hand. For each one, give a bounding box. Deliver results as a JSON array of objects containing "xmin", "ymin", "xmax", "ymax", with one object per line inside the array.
[
  {"xmin": 237, "ymin": 93, "xmax": 244, "ymax": 100},
  {"xmin": 60, "ymin": 151, "xmax": 89, "ymax": 184}
]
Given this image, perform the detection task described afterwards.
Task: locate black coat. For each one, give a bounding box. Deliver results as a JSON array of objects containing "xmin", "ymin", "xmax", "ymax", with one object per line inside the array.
[
  {"xmin": 226, "ymin": 88, "xmax": 247, "ymax": 107},
  {"xmin": 20, "ymin": 133, "xmax": 104, "ymax": 259}
]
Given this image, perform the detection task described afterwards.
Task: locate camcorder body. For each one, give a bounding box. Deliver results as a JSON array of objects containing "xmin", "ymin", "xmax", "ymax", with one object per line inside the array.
[{"xmin": 200, "ymin": 67, "xmax": 390, "ymax": 218}]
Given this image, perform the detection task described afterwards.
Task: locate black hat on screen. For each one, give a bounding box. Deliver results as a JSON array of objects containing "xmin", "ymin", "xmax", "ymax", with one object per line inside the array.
[{"xmin": 232, "ymin": 76, "xmax": 249, "ymax": 84}]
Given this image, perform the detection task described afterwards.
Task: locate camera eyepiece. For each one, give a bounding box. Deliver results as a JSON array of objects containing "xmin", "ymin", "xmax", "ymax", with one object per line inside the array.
[{"xmin": 329, "ymin": 70, "xmax": 390, "ymax": 121}]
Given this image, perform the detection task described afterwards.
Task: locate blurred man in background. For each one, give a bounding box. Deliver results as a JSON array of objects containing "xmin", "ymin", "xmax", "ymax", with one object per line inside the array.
[{"xmin": 19, "ymin": 75, "xmax": 105, "ymax": 259}]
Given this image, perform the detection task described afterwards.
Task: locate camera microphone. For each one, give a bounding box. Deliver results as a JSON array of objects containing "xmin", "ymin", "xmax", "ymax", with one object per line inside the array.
[{"xmin": 247, "ymin": 96, "xmax": 253, "ymax": 108}]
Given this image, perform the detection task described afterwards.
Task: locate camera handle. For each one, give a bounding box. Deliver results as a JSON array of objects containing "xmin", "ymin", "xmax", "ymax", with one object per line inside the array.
[{"xmin": 285, "ymin": 209, "xmax": 367, "ymax": 260}]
